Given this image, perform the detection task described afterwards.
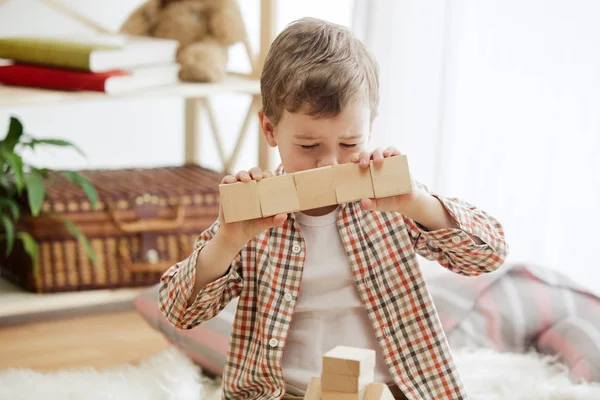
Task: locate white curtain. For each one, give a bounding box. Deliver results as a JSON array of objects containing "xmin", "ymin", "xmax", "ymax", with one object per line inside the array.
[{"xmin": 356, "ymin": 0, "xmax": 600, "ymax": 293}]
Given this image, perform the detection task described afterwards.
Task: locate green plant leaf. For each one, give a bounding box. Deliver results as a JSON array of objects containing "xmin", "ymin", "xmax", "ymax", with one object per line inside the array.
[
  {"xmin": 0, "ymin": 174, "xmax": 10, "ymax": 189},
  {"xmin": 17, "ymin": 232, "xmax": 38, "ymax": 274},
  {"xmin": 0, "ymin": 214, "xmax": 14, "ymax": 256},
  {"xmin": 25, "ymin": 169, "xmax": 45, "ymax": 216},
  {"xmin": 26, "ymin": 138, "xmax": 86, "ymax": 158},
  {"xmin": 3, "ymin": 117, "xmax": 24, "ymax": 152},
  {"xmin": 60, "ymin": 171, "xmax": 98, "ymax": 210},
  {"xmin": 0, "ymin": 197, "xmax": 19, "ymax": 220},
  {"xmin": 63, "ymin": 219, "xmax": 98, "ymax": 266},
  {"xmin": 0, "ymin": 149, "xmax": 24, "ymax": 193}
]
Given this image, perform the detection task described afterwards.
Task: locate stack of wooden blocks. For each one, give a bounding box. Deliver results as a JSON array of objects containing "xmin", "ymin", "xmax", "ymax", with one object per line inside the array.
[
  {"xmin": 219, "ymin": 155, "xmax": 412, "ymax": 223},
  {"xmin": 304, "ymin": 346, "xmax": 395, "ymax": 400}
]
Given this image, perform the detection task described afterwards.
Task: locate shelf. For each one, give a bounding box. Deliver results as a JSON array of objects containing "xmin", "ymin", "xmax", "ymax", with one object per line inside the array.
[
  {"xmin": 0, "ymin": 74, "xmax": 261, "ymax": 106},
  {"xmin": 0, "ymin": 277, "xmax": 149, "ymax": 324}
]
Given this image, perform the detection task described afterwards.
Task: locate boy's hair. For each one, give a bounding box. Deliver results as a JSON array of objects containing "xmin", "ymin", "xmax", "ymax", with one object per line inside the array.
[{"xmin": 260, "ymin": 17, "xmax": 380, "ymax": 126}]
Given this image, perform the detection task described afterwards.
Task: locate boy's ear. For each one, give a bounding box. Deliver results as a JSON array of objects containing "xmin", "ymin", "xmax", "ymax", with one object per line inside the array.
[{"xmin": 258, "ymin": 110, "xmax": 278, "ymax": 148}]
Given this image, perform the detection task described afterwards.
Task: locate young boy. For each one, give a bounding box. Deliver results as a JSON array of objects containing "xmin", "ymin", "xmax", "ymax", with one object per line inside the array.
[{"xmin": 159, "ymin": 17, "xmax": 508, "ymax": 400}]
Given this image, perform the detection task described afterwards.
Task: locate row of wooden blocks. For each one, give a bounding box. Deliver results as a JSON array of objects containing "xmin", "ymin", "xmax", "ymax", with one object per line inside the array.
[
  {"xmin": 219, "ymin": 155, "xmax": 412, "ymax": 223},
  {"xmin": 304, "ymin": 346, "xmax": 395, "ymax": 400}
]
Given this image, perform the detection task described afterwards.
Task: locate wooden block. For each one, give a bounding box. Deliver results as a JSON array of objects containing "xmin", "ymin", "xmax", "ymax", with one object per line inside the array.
[
  {"xmin": 332, "ymin": 163, "xmax": 375, "ymax": 203},
  {"xmin": 257, "ymin": 174, "xmax": 300, "ymax": 217},
  {"xmin": 369, "ymin": 155, "xmax": 412, "ymax": 198},
  {"xmin": 218, "ymin": 181, "xmax": 262, "ymax": 223},
  {"xmin": 322, "ymin": 387, "xmax": 367, "ymax": 400},
  {"xmin": 304, "ymin": 376, "xmax": 322, "ymax": 400},
  {"xmin": 363, "ymin": 383, "xmax": 395, "ymax": 400},
  {"xmin": 321, "ymin": 370, "xmax": 374, "ymax": 393},
  {"xmin": 293, "ymin": 166, "xmax": 337, "ymax": 210},
  {"xmin": 322, "ymin": 346, "xmax": 376, "ymax": 376}
]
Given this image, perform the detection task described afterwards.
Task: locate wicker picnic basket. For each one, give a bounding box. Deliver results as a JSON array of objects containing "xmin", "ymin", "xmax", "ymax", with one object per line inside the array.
[{"xmin": 0, "ymin": 164, "xmax": 223, "ymax": 293}]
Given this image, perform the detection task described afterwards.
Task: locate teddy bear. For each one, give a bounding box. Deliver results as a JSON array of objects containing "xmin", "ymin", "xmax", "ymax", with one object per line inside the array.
[{"xmin": 119, "ymin": 0, "xmax": 247, "ymax": 82}]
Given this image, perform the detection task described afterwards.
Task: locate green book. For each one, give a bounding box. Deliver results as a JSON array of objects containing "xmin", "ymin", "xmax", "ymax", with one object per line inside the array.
[{"xmin": 0, "ymin": 35, "xmax": 179, "ymax": 72}]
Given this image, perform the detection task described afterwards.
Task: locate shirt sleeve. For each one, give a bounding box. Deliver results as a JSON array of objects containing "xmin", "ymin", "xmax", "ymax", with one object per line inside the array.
[
  {"xmin": 403, "ymin": 182, "xmax": 509, "ymax": 276},
  {"xmin": 158, "ymin": 220, "xmax": 244, "ymax": 330}
]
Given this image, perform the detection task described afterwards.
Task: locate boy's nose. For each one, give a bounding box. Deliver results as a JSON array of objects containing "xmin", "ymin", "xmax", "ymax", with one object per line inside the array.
[{"xmin": 317, "ymin": 156, "xmax": 338, "ymax": 168}]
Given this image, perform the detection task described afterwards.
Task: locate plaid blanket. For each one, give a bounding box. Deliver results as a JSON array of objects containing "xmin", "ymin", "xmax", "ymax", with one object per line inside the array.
[{"xmin": 429, "ymin": 263, "xmax": 600, "ymax": 382}]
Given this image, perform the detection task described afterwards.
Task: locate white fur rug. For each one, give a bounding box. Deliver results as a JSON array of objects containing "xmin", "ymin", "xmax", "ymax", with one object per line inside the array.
[{"xmin": 1, "ymin": 346, "xmax": 599, "ymax": 400}]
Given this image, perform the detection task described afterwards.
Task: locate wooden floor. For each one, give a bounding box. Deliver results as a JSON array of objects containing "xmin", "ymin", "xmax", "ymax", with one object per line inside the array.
[{"xmin": 0, "ymin": 309, "xmax": 170, "ymax": 371}]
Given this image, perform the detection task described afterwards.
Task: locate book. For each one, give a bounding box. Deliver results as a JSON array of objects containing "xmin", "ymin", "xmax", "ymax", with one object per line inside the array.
[
  {"xmin": 0, "ymin": 63, "xmax": 181, "ymax": 94},
  {"xmin": 0, "ymin": 35, "xmax": 179, "ymax": 72},
  {"xmin": 2, "ymin": 33, "xmax": 129, "ymax": 47}
]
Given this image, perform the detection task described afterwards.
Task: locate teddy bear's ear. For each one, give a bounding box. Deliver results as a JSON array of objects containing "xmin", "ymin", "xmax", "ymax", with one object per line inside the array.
[
  {"xmin": 208, "ymin": 0, "xmax": 248, "ymax": 46},
  {"xmin": 119, "ymin": 1, "xmax": 160, "ymax": 35}
]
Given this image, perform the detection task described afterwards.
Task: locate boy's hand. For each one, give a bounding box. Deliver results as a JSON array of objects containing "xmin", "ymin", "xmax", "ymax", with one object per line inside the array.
[
  {"xmin": 351, "ymin": 147, "xmax": 425, "ymax": 214},
  {"xmin": 217, "ymin": 168, "xmax": 287, "ymax": 248}
]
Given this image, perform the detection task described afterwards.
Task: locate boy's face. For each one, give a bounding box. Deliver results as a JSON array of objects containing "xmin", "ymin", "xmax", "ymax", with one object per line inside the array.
[{"xmin": 259, "ymin": 100, "xmax": 371, "ymax": 174}]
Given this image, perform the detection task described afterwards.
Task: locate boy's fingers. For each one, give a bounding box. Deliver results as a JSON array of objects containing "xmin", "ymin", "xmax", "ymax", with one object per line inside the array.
[
  {"xmin": 258, "ymin": 213, "xmax": 286, "ymax": 231},
  {"xmin": 236, "ymin": 170, "xmax": 251, "ymax": 182},
  {"xmin": 271, "ymin": 213, "xmax": 287, "ymax": 227},
  {"xmin": 351, "ymin": 153, "xmax": 360, "ymax": 163},
  {"xmin": 382, "ymin": 146, "xmax": 401, "ymax": 157},
  {"xmin": 360, "ymin": 197, "xmax": 374, "ymax": 210},
  {"xmin": 263, "ymin": 170, "xmax": 273, "ymax": 178},
  {"xmin": 372, "ymin": 148, "xmax": 384, "ymax": 165},
  {"xmin": 248, "ymin": 167, "xmax": 263, "ymax": 180},
  {"xmin": 359, "ymin": 151, "xmax": 370, "ymax": 167},
  {"xmin": 382, "ymin": 146, "xmax": 393, "ymax": 157},
  {"xmin": 221, "ymin": 175, "xmax": 236, "ymax": 184}
]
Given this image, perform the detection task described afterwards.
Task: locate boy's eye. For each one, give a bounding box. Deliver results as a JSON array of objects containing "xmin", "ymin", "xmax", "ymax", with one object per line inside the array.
[
  {"xmin": 341, "ymin": 143, "xmax": 357, "ymax": 149},
  {"xmin": 300, "ymin": 144, "xmax": 318, "ymax": 150}
]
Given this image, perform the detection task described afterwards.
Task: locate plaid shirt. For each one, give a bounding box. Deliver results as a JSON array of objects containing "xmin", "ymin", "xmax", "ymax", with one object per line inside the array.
[{"xmin": 159, "ymin": 188, "xmax": 508, "ymax": 400}]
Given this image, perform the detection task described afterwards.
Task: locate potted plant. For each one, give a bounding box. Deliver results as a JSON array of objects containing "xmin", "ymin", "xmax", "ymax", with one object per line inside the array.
[{"xmin": 0, "ymin": 116, "xmax": 98, "ymax": 273}]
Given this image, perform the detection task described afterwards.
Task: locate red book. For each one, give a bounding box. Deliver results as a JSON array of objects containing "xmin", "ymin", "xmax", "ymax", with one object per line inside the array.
[{"xmin": 0, "ymin": 63, "xmax": 180, "ymax": 94}]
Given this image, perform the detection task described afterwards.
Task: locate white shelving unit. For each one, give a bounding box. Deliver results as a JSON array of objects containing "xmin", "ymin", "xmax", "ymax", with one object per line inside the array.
[
  {"xmin": 0, "ymin": 0, "xmax": 277, "ymax": 173},
  {"xmin": 0, "ymin": 0, "xmax": 278, "ymax": 322},
  {"xmin": 0, "ymin": 277, "xmax": 145, "ymax": 324}
]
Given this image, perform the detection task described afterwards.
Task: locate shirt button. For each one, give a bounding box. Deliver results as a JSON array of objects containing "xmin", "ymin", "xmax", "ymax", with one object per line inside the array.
[
  {"xmin": 283, "ymin": 293, "xmax": 293, "ymax": 302},
  {"xmin": 273, "ymin": 388, "xmax": 282, "ymax": 397},
  {"xmin": 212, "ymin": 224, "xmax": 219, "ymax": 234},
  {"xmin": 269, "ymin": 338, "xmax": 279, "ymax": 348},
  {"xmin": 292, "ymin": 244, "xmax": 301, "ymax": 253},
  {"xmin": 452, "ymin": 235, "xmax": 461, "ymax": 243}
]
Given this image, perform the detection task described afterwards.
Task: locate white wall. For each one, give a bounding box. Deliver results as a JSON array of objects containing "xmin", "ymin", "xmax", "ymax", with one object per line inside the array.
[
  {"xmin": 435, "ymin": 0, "xmax": 600, "ymax": 292},
  {"xmin": 0, "ymin": 0, "xmax": 354, "ymax": 173},
  {"xmin": 357, "ymin": 0, "xmax": 600, "ymax": 293},
  {"xmin": 356, "ymin": 0, "xmax": 448, "ymax": 188}
]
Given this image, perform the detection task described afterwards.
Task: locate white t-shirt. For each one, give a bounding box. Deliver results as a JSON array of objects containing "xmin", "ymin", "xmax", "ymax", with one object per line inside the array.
[{"xmin": 281, "ymin": 207, "xmax": 393, "ymax": 395}]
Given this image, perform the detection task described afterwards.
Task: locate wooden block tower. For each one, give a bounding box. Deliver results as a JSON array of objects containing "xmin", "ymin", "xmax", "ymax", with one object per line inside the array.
[
  {"xmin": 219, "ymin": 155, "xmax": 413, "ymax": 223},
  {"xmin": 304, "ymin": 346, "xmax": 395, "ymax": 400}
]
